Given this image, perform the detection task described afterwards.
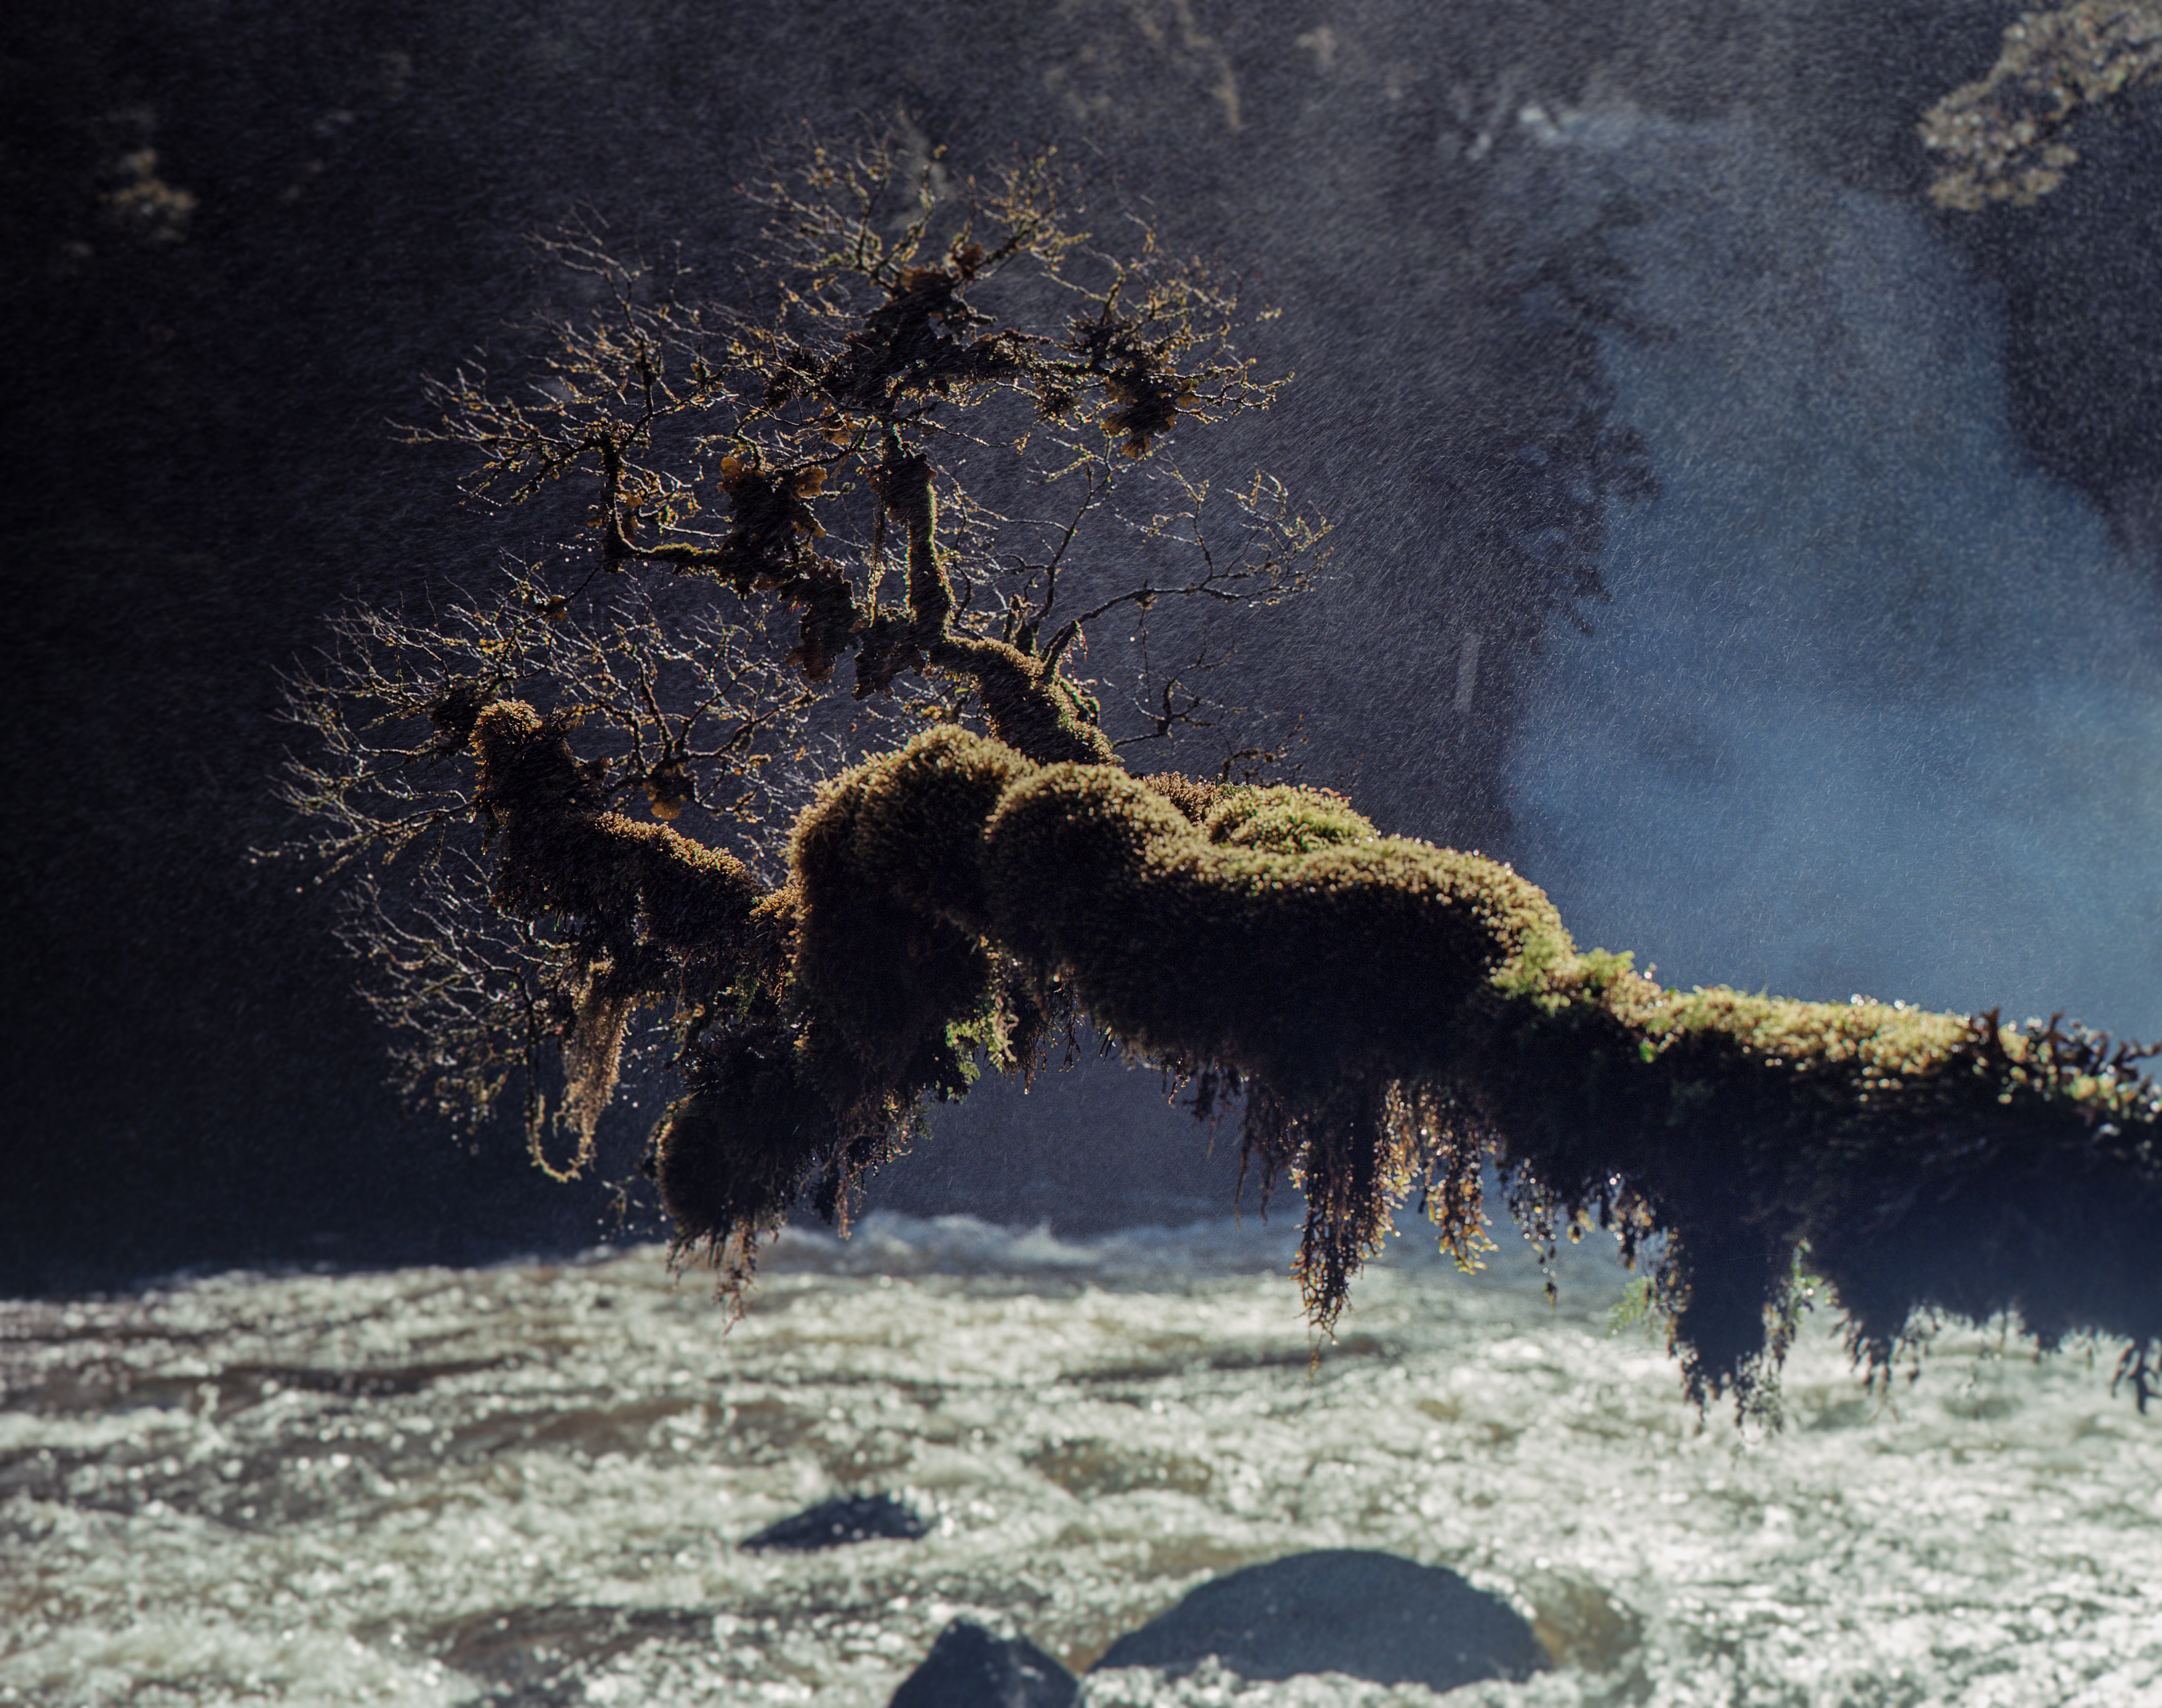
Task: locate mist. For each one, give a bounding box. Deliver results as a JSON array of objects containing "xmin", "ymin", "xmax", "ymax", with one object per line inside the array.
[{"xmin": 1507, "ymin": 107, "xmax": 2162, "ymax": 1038}]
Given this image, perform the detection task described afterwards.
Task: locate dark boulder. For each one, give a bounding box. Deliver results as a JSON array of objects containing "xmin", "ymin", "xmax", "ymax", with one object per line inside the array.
[
  {"xmin": 1090, "ymin": 1549, "xmax": 1548, "ymax": 1692},
  {"xmin": 889, "ymin": 1619, "xmax": 1079, "ymax": 1708},
  {"xmin": 739, "ymin": 1492, "xmax": 928, "ymax": 1552}
]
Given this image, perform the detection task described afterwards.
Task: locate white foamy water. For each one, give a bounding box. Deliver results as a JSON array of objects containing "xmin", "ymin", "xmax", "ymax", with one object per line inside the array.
[{"xmin": 5, "ymin": 1213, "xmax": 2160, "ymax": 1706}]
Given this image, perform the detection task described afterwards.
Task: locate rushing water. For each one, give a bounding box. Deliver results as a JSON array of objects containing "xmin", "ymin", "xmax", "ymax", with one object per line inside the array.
[{"xmin": 5, "ymin": 1214, "xmax": 2160, "ymax": 1706}]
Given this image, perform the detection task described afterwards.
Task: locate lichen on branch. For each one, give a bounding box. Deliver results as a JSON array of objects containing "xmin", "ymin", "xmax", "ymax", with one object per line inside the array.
[{"xmin": 1921, "ymin": 2, "xmax": 2162, "ymax": 209}]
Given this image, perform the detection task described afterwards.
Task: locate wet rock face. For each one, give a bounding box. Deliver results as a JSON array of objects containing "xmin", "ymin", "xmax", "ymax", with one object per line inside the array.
[
  {"xmin": 1090, "ymin": 1548, "xmax": 1549, "ymax": 1691},
  {"xmin": 737, "ymin": 1492, "xmax": 927, "ymax": 1552},
  {"xmin": 888, "ymin": 1620, "xmax": 1079, "ymax": 1708}
]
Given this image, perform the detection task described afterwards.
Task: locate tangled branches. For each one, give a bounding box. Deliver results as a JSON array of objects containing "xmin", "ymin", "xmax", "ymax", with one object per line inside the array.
[{"xmin": 277, "ymin": 137, "xmax": 1321, "ymax": 1202}]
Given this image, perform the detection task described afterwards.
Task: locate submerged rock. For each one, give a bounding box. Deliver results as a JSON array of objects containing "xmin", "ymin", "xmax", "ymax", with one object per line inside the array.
[
  {"xmin": 738, "ymin": 1491, "xmax": 928, "ymax": 1552},
  {"xmin": 1089, "ymin": 1548, "xmax": 1548, "ymax": 1691},
  {"xmin": 888, "ymin": 1619, "xmax": 1078, "ymax": 1708}
]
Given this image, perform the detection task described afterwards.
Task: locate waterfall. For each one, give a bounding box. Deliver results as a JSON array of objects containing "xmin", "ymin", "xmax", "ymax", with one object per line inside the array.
[{"xmin": 1505, "ymin": 111, "xmax": 2162, "ymax": 1038}]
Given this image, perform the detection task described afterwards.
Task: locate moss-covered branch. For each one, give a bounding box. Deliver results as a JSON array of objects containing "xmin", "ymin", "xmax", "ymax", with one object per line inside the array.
[
  {"xmin": 873, "ymin": 446, "xmax": 1116, "ymax": 766},
  {"xmin": 632, "ymin": 726, "xmax": 2162, "ymax": 1411},
  {"xmin": 304, "ymin": 139, "xmax": 2160, "ymax": 1417},
  {"xmin": 291, "ymin": 144, "xmax": 1330, "ymax": 1298},
  {"xmin": 473, "ymin": 702, "xmax": 773, "ymax": 963}
]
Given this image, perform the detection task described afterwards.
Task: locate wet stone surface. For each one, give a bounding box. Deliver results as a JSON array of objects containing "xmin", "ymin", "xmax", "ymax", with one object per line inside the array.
[
  {"xmin": 743, "ymin": 1492, "xmax": 930, "ymax": 1553},
  {"xmin": 890, "ymin": 1618, "xmax": 1078, "ymax": 1708},
  {"xmin": 1092, "ymin": 1550, "xmax": 1548, "ymax": 1691}
]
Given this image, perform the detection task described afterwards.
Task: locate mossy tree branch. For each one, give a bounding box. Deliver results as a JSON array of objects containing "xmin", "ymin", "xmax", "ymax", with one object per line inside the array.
[
  {"xmin": 665, "ymin": 727, "xmax": 2161, "ymax": 1414},
  {"xmin": 282, "ymin": 136, "xmax": 1318, "ymax": 1166},
  {"xmin": 453, "ymin": 700, "xmax": 2162, "ymax": 1414},
  {"xmin": 282, "ymin": 137, "xmax": 2160, "ymax": 1418}
]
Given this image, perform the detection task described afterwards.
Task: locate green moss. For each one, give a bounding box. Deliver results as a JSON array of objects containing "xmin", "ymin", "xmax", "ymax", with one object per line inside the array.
[
  {"xmin": 472, "ymin": 701, "xmax": 765, "ymax": 962},
  {"xmin": 980, "ymin": 767, "xmax": 1562, "ymax": 1099},
  {"xmin": 1139, "ymin": 772, "xmax": 1229, "ymax": 823},
  {"xmin": 811, "ymin": 725, "xmax": 1033, "ymax": 929},
  {"xmin": 651, "ymin": 1030, "xmax": 837, "ymax": 1284},
  {"xmin": 1455, "ymin": 957, "xmax": 2162, "ymax": 1407},
  {"xmin": 787, "ymin": 729, "xmax": 1020, "ymax": 1102},
  {"xmin": 1200, "ymin": 784, "xmax": 1378, "ymax": 854},
  {"xmin": 474, "ymin": 710, "xmax": 2162, "ymax": 1411}
]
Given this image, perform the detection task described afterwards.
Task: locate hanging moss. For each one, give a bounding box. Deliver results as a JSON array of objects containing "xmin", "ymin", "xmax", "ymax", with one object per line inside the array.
[
  {"xmin": 775, "ymin": 730, "xmax": 1560, "ymax": 1318},
  {"xmin": 765, "ymin": 727, "xmax": 2162, "ymax": 1409},
  {"xmin": 649, "ymin": 1028, "xmax": 839, "ymax": 1288},
  {"xmin": 465, "ymin": 709, "xmax": 2162, "ymax": 1409},
  {"xmin": 1454, "ymin": 960, "xmax": 2162, "ymax": 1405}
]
